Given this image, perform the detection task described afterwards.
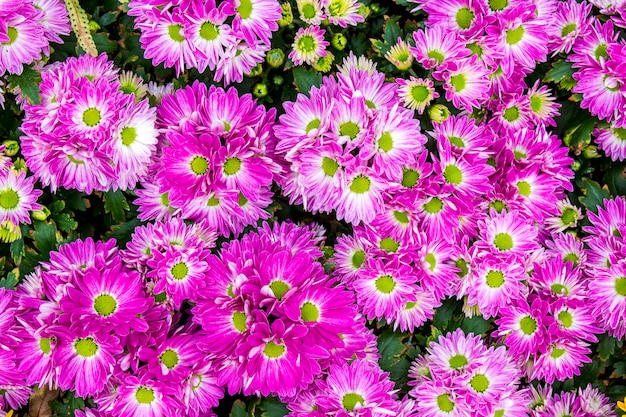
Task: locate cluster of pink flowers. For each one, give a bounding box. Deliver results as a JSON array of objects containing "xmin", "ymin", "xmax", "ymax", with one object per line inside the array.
[
  {"xmin": 135, "ymin": 80, "xmax": 280, "ymax": 237},
  {"xmin": 0, "ymin": 146, "xmax": 42, "ymax": 229},
  {"xmin": 529, "ymin": 384, "xmax": 616, "ymax": 417},
  {"xmin": 20, "ymin": 54, "xmax": 159, "ymax": 193},
  {"xmin": 127, "ymin": 0, "xmax": 282, "ymax": 83},
  {"xmin": 275, "ymin": 56, "xmax": 427, "ymax": 224},
  {"xmin": 408, "ymin": 329, "xmax": 528, "ymax": 416}
]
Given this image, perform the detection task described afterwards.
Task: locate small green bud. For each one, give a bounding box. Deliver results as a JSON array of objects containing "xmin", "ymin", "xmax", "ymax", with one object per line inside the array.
[
  {"xmin": 88, "ymin": 20, "xmax": 101, "ymax": 31},
  {"xmin": 2, "ymin": 140, "xmax": 19, "ymax": 156},
  {"xmin": 273, "ymin": 75, "xmax": 284, "ymax": 86},
  {"xmin": 277, "ymin": 2, "xmax": 293, "ymax": 26},
  {"xmin": 428, "ymin": 104, "xmax": 450, "ymax": 123},
  {"xmin": 311, "ymin": 51, "xmax": 334, "ymax": 73},
  {"xmin": 266, "ymin": 49, "xmax": 286, "ymax": 68},
  {"xmin": 31, "ymin": 206, "xmax": 51, "ymax": 221},
  {"xmin": 253, "ymin": 83, "xmax": 268, "ymax": 98},
  {"xmin": 246, "ymin": 63, "xmax": 263, "ymax": 77},
  {"xmin": 370, "ymin": 3, "xmax": 380, "ymax": 13},
  {"xmin": 331, "ymin": 33, "xmax": 348, "ymax": 51},
  {"xmin": 571, "ymin": 160, "xmax": 582, "ymax": 171},
  {"xmin": 582, "ymin": 145, "xmax": 600, "ymax": 159},
  {"xmin": 357, "ymin": 4, "xmax": 370, "ymax": 19}
]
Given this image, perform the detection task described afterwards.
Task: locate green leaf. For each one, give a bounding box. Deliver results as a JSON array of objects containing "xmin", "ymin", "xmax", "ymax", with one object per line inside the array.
[
  {"xmin": 293, "ymin": 67, "xmax": 322, "ymax": 95},
  {"xmin": 259, "ymin": 397, "xmax": 289, "ymax": 417},
  {"xmin": 104, "ymin": 190, "xmax": 130, "ymax": 223},
  {"xmin": 0, "ymin": 270, "xmax": 18, "ymax": 289},
  {"xmin": 93, "ymin": 32, "xmax": 118, "ymax": 53},
  {"xmin": 10, "ymin": 238, "xmax": 24, "ymax": 265},
  {"xmin": 383, "ymin": 18, "xmax": 402, "ymax": 46},
  {"xmin": 613, "ymin": 361, "xmax": 626, "ymax": 377},
  {"xmin": 433, "ymin": 298, "xmax": 461, "ymax": 330},
  {"xmin": 563, "ymin": 118, "xmax": 595, "ymax": 149},
  {"xmin": 109, "ymin": 218, "xmax": 143, "ymax": 248},
  {"xmin": 377, "ymin": 330, "xmax": 407, "ymax": 371},
  {"xmin": 461, "ymin": 315, "xmax": 491, "ymax": 335},
  {"xmin": 604, "ymin": 164, "xmax": 626, "ymax": 197},
  {"xmin": 544, "ymin": 60, "xmax": 575, "ymax": 84},
  {"xmin": 598, "ymin": 334, "xmax": 618, "ymax": 360},
  {"xmin": 231, "ymin": 399, "xmax": 249, "ymax": 417},
  {"xmin": 33, "ymin": 221, "xmax": 57, "ymax": 254},
  {"xmin": 98, "ymin": 10, "xmax": 119, "ymax": 26},
  {"xmin": 579, "ymin": 179, "xmax": 611, "ymax": 214},
  {"xmin": 54, "ymin": 212, "xmax": 79, "ymax": 233},
  {"xmin": 6, "ymin": 66, "xmax": 42, "ymax": 105},
  {"xmin": 49, "ymin": 200, "xmax": 66, "ymax": 214}
]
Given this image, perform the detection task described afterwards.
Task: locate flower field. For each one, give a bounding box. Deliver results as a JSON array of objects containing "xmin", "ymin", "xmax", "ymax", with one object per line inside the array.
[{"xmin": 0, "ymin": 0, "xmax": 626, "ymax": 416}]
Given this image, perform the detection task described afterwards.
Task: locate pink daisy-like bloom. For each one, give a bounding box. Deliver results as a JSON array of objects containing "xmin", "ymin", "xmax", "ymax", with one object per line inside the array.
[
  {"xmin": 185, "ymin": 0, "xmax": 234, "ymax": 73},
  {"xmin": 491, "ymin": 92, "xmax": 533, "ymax": 133},
  {"xmin": 414, "ymin": 380, "xmax": 469, "ymax": 417},
  {"xmin": 474, "ymin": 209, "xmax": 539, "ymax": 257},
  {"xmin": 410, "ymin": 25, "xmax": 471, "ymax": 70},
  {"xmin": 430, "ymin": 114, "xmax": 493, "ymax": 160},
  {"xmin": 577, "ymin": 384, "xmax": 617, "ymax": 417},
  {"xmin": 323, "ymin": 0, "xmax": 364, "ymax": 28},
  {"xmin": 486, "ymin": 4, "xmax": 550, "ymax": 76},
  {"xmin": 0, "ymin": 6, "xmax": 47, "ymax": 75},
  {"xmin": 53, "ymin": 327, "xmax": 122, "ymax": 398},
  {"xmin": 495, "ymin": 298, "xmax": 551, "ymax": 362},
  {"xmin": 336, "ymin": 169, "xmax": 386, "ymax": 225},
  {"xmin": 526, "ymin": 79, "xmax": 561, "ymax": 127},
  {"xmin": 15, "ymin": 316, "xmax": 57, "ymax": 389},
  {"xmin": 531, "ymin": 339, "xmax": 592, "ymax": 383},
  {"xmin": 594, "ymin": 125, "xmax": 626, "ymax": 161},
  {"xmin": 572, "ymin": 62, "xmax": 625, "ymax": 124},
  {"xmin": 423, "ymin": 0, "xmax": 486, "ymax": 37},
  {"xmin": 433, "ymin": 145, "xmax": 495, "ymax": 198},
  {"xmin": 0, "ymin": 170, "xmax": 42, "ymax": 225},
  {"xmin": 32, "ymin": 0, "xmax": 71, "ymax": 47},
  {"xmin": 589, "ymin": 260, "xmax": 626, "ymax": 339},
  {"xmin": 396, "ymin": 77, "xmax": 439, "ymax": 114},
  {"xmin": 289, "ymin": 25, "xmax": 329, "ymax": 66},
  {"xmin": 315, "ymin": 359, "xmax": 398, "ymax": 416},
  {"xmin": 140, "ymin": 331, "xmax": 205, "ymax": 382},
  {"xmin": 548, "ymin": 0, "xmax": 592, "ymax": 56},
  {"xmin": 434, "ymin": 55, "xmax": 491, "ymax": 112},
  {"xmin": 529, "ymin": 256, "xmax": 586, "ymax": 304},
  {"xmin": 108, "ymin": 371, "xmax": 182, "ymax": 417},
  {"xmin": 214, "ymin": 38, "xmax": 269, "ymax": 85},
  {"xmin": 506, "ymin": 166, "xmax": 562, "ymax": 222},
  {"xmin": 230, "ymin": 0, "xmax": 282, "ymax": 45},
  {"xmin": 392, "ymin": 287, "xmax": 440, "ymax": 332},
  {"xmin": 181, "ymin": 363, "xmax": 224, "ymax": 417},
  {"xmin": 426, "ymin": 329, "xmax": 485, "ymax": 377},
  {"xmin": 550, "ymin": 303, "xmax": 601, "ymax": 344},
  {"xmin": 569, "ymin": 18, "xmax": 619, "ymax": 68},
  {"xmin": 583, "ymin": 195, "xmax": 626, "ymax": 238}
]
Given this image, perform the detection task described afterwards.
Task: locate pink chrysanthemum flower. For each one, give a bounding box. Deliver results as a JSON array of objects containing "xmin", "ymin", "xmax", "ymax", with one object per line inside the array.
[
  {"xmin": 297, "ymin": 0, "xmax": 325, "ymax": 25},
  {"xmin": 426, "ymin": 329, "xmax": 485, "ymax": 376},
  {"xmin": 108, "ymin": 371, "xmax": 182, "ymax": 417},
  {"xmin": 475, "ymin": 209, "xmax": 539, "ymax": 257},
  {"xmin": 140, "ymin": 331, "xmax": 204, "ymax": 382},
  {"xmin": 396, "ymin": 77, "xmax": 439, "ymax": 114},
  {"xmin": 577, "ymin": 384, "xmax": 617, "ymax": 417},
  {"xmin": 0, "ymin": 170, "xmax": 42, "ymax": 225},
  {"xmin": 392, "ymin": 288, "xmax": 440, "ymax": 332},
  {"xmin": 548, "ymin": 0, "xmax": 592, "ymax": 55},
  {"xmin": 430, "ymin": 114, "xmax": 493, "ymax": 160},
  {"xmin": 230, "ymin": 0, "xmax": 282, "ymax": 45},
  {"xmin": 527, "ymin": 80, "xmax": 561, "ymax": 127},
  {"xmin": 594, "ymin": 125, "xmax": 626, "ymax": 161},
  {"xmin": 572, "ymin": 63, "xmax": 625, "ymax": 123},
  {"xmin": 410, "ymin": 25, "xmax": 470, "ymax": 70},
  {"xmin": 315, "ymin": 359, "xmax": 398, "ymax": 416},
  {"xmin": 423, "ymin": 0, "xmax": 485, "ymax": 37},
  {"xmin": 33, "ymin": 0, "xmax": 71, "ymax": 47},
  {"xmin": 590, "ymin": 260, "xmax": 626, "ymax": 339},
  {"xmin": 434, "ymin": 56, "xmax": 491, "ymax": 112},
  {"xmin": 323, "ymin": 0, "xmax": 364, "ymax": 27},
  {"xmin": 495, "ymin": 299, "xmax": 551, "ymax": 362},
  {"xmin": 185, "ymin": 1, "xmax": 234, "ymax": 73},
  {"xmin": 531, "ymin": 339, "xmax": 592, "ymax": 383},
  {"xmin": 0, "ymin": 6, "xmax": 47, "ymax": 75},
  {"xmin": 583, "ymin": 195, "xmax": 626, "ymax": 238},
  {"xmin": 289, "ymin": 26, "xmax": 329, "ymax": 66},
  {"xmin": 215, "ymin": 38, "xmax": 270, "ymax": 85}
]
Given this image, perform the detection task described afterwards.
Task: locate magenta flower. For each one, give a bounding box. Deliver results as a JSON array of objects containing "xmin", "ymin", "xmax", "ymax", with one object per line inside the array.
[{"xmin": 0, "ymin": 170, "xmax": 42, "ymax": 225}]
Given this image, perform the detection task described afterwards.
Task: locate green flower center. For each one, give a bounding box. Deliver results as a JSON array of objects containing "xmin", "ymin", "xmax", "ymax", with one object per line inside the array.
[
  {"xmin": 560, "ymin": 208, "xmax": 578, "ymax": 225},
  {"xmin": 135, "ymin": 387, "xmax": 155, "ymax": 404},
  {"xmin": 300, "ymin": 301, "xmax": 320, "ymax": 322},
  {"xmin": 375, "ymin": 275, "xmax": 396, "ymax": 294},
  {"xmin": 238, "ymin": 0, "xmax": 253, "ymax": 19},
  {"xmin": 423, "ymin": 197, "xmax": 443, "ymax": 214},
  {"xmin": 393, "ymin": 210, "xmax": 409, "ymax": 224},
  {"xmin": 379, "ymin": 237, "xmax": 399, "ymax": 252},
  {"xmin": 322, "ymin": 157, "xmax": 339, "ymax": 177},
  {"xmin": 564, "ymin": 253, "xmax": 579, "ymax": 265},
  {"xmin": 352, "ymin": 250, "xmax": 365, "ymax": 268},
  {"xmin": 530, "ymin": 95, "xmax": 542, "ymax": 113},
  {"xmin": 233, "ymin": 311, "xmax": 248, "ymax": 332},
  {"xmin": 561, "ymin": 23, "xmax": 576, "ymax": 37},
  {"xmin": 489, "ymin": 199, "xmax": 506, "ymax": 213},
  {"xmin": 223, "ymin": 157, "xmax": 241, "ymax": 175},
  {"xmin": 444, "ymin": 164, "xmax": 463, "ymax": 185},
  {"xmin": 327, "ymin": 0, "xmax": 345, "ymax": 17},
  {"xmin": 120, "ymin": 126, "xmax": 137, "ymax": 146},
  {"xmin": 3, "ymin": 27, "xmax": 18, "ymax": 45},
  {"xmin": 516, "ymin": 180, "xmax": 531, "ymax": 197},
  {"xmin": 270, "ymin": 280, "xmax": 290, "ymax": 300},
  {"xmin": 94, "ymin": 293, "xmax": 117, "ymax": 317},
  {"xmin": 503, "ymin": 106, "xmax": 520, "ymax": 122},
  {"xmin": 470, "ymin": 374, "xmax": 490, "ymax": 393},
  {"xmin": 613, "ymin": 127, "xmax": 626, "ymax": 140},
  {"xmin": 305, "ymin": 118, "xmax": 321, "ymax": 133},
  {"xmin": 411, "ymin": 85, "xmax": 430, "ymax": 102},
  {"xmin": 238, "ymin": 192, "xmax": 248, "ymax": 207},
  {"xmin": 486, "ymin": 270, "xmax": 505, "ymax": 288},
  {"xmin": 455, "ymin": 7, "xmax": 474, "ymax": 29},
  {"xmin": 427, "ymin": 50, "xmax": 445, "ymax": 64},
  {"xmin": 39, "ymin": 337, "xmax": 52, "ymax": 354},
  {"xmin": 402, "ymin": 169, "xmax": 419, "ymax": 187},
  {"xmin": 615, "ymin": 277, "xmax": 626, "ymax": 296},
  {"xmin": 455, "ymin": 258, "xmax": 469, "ymax": 277},
  {"xmin": 350, "ymin": 175, "xmax": 370, "ymax": 194},
  {"xmin": 342, "ymin": 393, "xmax": 365, "ymax": 411},
  {"xmin": 494, "ymin": 410, "xmax": 504, "ymax": 417},
  {"xmin": 494, "ymin": 233, "xmax": 513, "ymax": 251},
  {"xmin": 339, "ymin": 121, "xmax": 360, "ymax": 139},
  {"xmin": 558, "ymin": 310, "xmax": 573, "ymax": 328},
  {"xmin": 200, "ymin": 22, "xmax": 219, "ymax": 41},
  {"xmin": 168, "ymin": 24, "xmax": 185, "ymax": 42},
  {"xmin": 378, "ymin": 132, "xmax": 393, "ymax": 152},
  {"xmin": 595, "ymin": 43, "xmax": 608, "ymax": 61},
  {"xmin": 551, "ymin": 283, "xmax": 569, "ymax": 295},
  {"xmin": 520, "ymin": 316, "xmax": 537, "ymax": 335},
  {"xmin": 488, "ymin": 0, "xmax": 508, "ymax": 10},
  {"xmin": 207, "ymin": 196, "xmax": 220, "ymax": 207},
  {"xmin": 437, "ymin": 393, "xmax": 455, "ymax": 412},
  {"xmin": 83, "ymin": 107, "xmax": 102, "ymax": 127},
  {"xmin": 506, "ymin": 25, "xmax": 525, "ymax": 45},
  {"xmin": 190, "ymin": 155, "xmax": 209, "ymax": 176},
  {"xmin": 263, "ymin": 341, "xmax": 286, "ymax": 358},
  {"xmin": 551, "ymin": 347, "xmax": 566, "ymax": 359},
  {"xmin": 171, "ymin": 262, "xmax": 189, "ymax": 280},
  {"xmin": 424, "ymin": 253, "xmax": 436, "ymax": 271},
  {"xmin": 301, "ymin": 3, "xmax": 316, "ymax": 19},
  {"xmin": 0, "ymin": 189, "xmax": 19, "ymax": 210},
  {"xmin": 467, "ymin": 42, "xmax": 483, "ymax": 56},
  {"xmin": 450, "ymin": 74, "xmax": 466, "ymax": 92},
  {"xmin": 74, "ymin": 337, "xmax": 98, "ymax": 357},
  {"xmin": 160, "ymin": 348, "xmax": 179, "ymax": 369},
  {"xmin": 514, "ymin": 149, "xmax": 527, "ymax": 160},
  {"xmin": 297, "ymin": 35, "xmax": 316, "ymax": 53},
  {"xmin": 449, "ymin": 354, "xmax": 468, "ymax": 369},
  {"xmin": 448, "ymin": 136, "xmax": 465, "ymax": 148}
]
